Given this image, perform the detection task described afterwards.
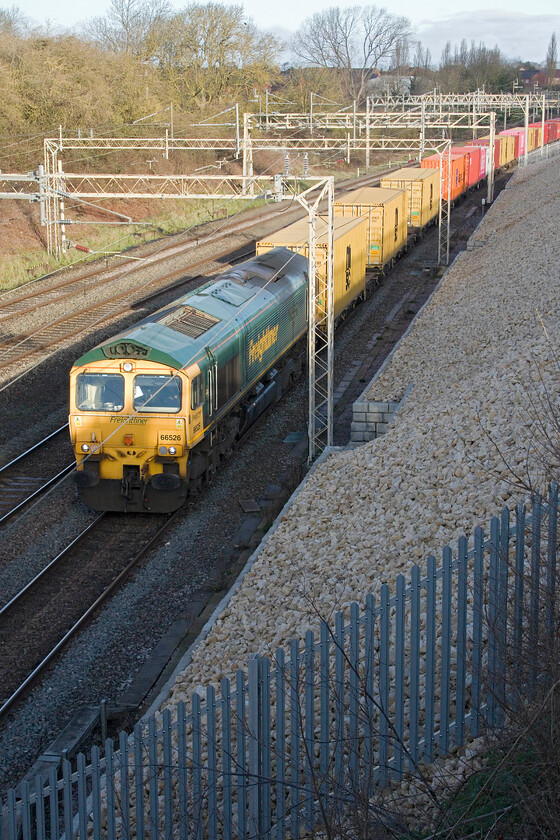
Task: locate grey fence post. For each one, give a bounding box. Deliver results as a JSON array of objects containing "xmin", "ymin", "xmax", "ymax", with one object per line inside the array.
[
  {"xmin": 304, "ymin": 631, "xmax": 315, "ymax": 833},
  {"xmin": 378, "ymin": 582, "xmax": 390, "ymax": 786},
  {"xmin": 290, "ymin": 638, "xmax": 301, "ymax": 840},
  {"xmin": 248, "ymin": 656, "xmax": 261, "ymax": 840},
  {"xmin": 148, "ymin": 715, "xmax": 159, "ymax": 840},
  {"xmin": 21, "ymin": 783, "xmax": 30, "ymax": 840},
  {"xmin": 497, "ymin": 507, "xmax": 510, "ymax": 726},
  {"xmin": 487, "ymin": 516, "xmax": 500, "ymax": 728},
  {"xmin": 192, "ymin": 694, "xmax": 203, "ymax": 840},
  {"xmin": 236, "ymin": 670, "xmax": 247, "ymax": 840},
  {"xmin": 546, "ymin": 483, "xmax": 558, "ymax": 637},
  {"xmin": 261, "ymin": 657, "xmax": 272, "ymax": 838},
  {"xmin": 455, "ymin": 536, "xmax": 468, "ymax": 748},
  {"xmin": 206, "ymin": 686, "xmax": 218, "ymax": 840},
  {"xmin": 221, "ymin": 682, "xmax": 232, "ymax": 840},
  {"xmin": 105, "ymin": 739, "xmax": 115, "ymax": 840},
  {"xmin": 134, "ymin": 722, "xmax": 145, "ymax": 840},
  {"xmin": 163, "ymin": 708, "xmax": 175, "ymax": 840},
  {"xmin": 349, "ymin": 603, "xmax": 360, "ymax": 785},
  {"xmin": 275, "ymin": 649, "xmax": 286, "ymax": 840},
  {"xmin": 319, "ymin": 620, "xmax": 330, "ymax": 803},
  {"xmin": 92, "ymin": 746, "xmax": 101, "ymax": 840},
  {"xmin": 424, "ymin": 555, "xmax": 437, "ymax": 761},
  {"xmin": 334, "ymin": 612, "xmax": 344, "ymax": 790},
  {"xmin": 119, "ymin": 730, "xmax": 131, "ymax": 840},
  {"xmin": 439, "ymin": 546, "xmax": 452, "ymax": 756},
  {"xmin": 409, "ymin": 566, "xmax": 420, "ymax": 768},
  {"xmin": 364, "ymin": 593, "xmax": 376, "ymax": 789},
  {"xmin": 394, "ymin": 575, "xmax": 406, "ymax": 776},
  {"xmin": 34, "ymin": 774, "xmax": 46, "ymax": 840},
  {"xmin": 530, "ymin": 495, "xmax": 542, "ymax": 685}
]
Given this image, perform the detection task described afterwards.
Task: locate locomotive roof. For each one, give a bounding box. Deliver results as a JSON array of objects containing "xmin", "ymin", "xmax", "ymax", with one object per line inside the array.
[{"xmin": 72, "ymin": 248, "xmax": 308, "ymax": 371}]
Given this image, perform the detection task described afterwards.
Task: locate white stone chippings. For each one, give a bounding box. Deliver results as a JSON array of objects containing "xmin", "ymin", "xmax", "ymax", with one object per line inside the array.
[{"xmin": 160, "ymin": 158, "xmax": 560, "ymax": 738}]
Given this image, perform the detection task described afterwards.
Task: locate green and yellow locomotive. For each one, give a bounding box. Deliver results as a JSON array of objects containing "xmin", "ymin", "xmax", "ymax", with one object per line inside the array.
[{"xmin": 69, "ymin": 248, "xmax": 308, "ymax": 512}]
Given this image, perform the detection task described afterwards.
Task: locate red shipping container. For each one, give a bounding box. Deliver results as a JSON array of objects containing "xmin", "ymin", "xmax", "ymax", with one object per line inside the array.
[
  {"xmin": 529, "ymin": 121, "xmax": 546, "ymax": 145},
  {"xmin": 451, "ymin": 145, "xmax": 482, "ymax": 188},
  {"xmin": 545, "ymin": 120, "xmax": 558, "ymax": 142},
  {"xmin": 500, "ymin": 128, "xmax": 526, "ymax": 158},
  {"xmin": 466, "ymin": 137, "xmax": 500, "ymax": 170},
  {"xmin": 465, "ymin": 144, "xmax": 489, "ymax": 179},
  {"xmin": 421, "ymin": 152, "xmax": 466, "ymax": 201}
]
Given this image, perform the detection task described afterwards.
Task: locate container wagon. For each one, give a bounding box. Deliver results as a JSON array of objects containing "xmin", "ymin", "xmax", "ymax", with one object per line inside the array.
[
  {"xmin": 421, "ymin": 152, "xmax": 467, "ymax": 202},
  {"xmin": 256, "ymin": 216, "xmax": 368, "ymax": 319},
  {"xmin": 333, "ymin": 187, "xmax": 408, "ymax": 270},
  {"xmin": 379, "ymin": 167, "xmax": 440, "ymax": 228}
]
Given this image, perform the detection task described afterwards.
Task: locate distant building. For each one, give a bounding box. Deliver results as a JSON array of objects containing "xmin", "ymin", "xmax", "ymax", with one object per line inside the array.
[{"xmin": 519, "ymin": 67, "xmax": 560, "ymax": 89}]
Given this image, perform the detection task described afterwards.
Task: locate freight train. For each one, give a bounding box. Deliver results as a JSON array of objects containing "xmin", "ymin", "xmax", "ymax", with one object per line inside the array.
[{"xmin": 69, "ymin": 117, "xmax": 560, "ymax": 512}]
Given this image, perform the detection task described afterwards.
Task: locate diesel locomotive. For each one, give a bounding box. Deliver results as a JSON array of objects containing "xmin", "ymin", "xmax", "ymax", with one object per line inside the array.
[
  {"xmin": 69, "ymin": 248, "xmax": 308, "ymax": 512},
  {"xmin": 70, "ymin": 121, "xmax": 560, "ymax": 512}
]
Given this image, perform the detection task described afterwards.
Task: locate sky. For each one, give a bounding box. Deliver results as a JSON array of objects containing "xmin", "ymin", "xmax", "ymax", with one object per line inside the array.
[{"xmin": 10, "ymin": 0, "xmax": 560, "ymax": 64}]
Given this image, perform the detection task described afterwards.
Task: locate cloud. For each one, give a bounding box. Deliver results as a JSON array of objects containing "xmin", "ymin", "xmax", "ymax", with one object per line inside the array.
[{"xmin": 416, "ymin": 9, "xmax": 560, "ymax": 63}]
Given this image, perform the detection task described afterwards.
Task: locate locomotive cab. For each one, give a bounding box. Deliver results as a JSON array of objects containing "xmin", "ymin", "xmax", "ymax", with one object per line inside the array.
[{"xmin": 69, "ymin": 358, "xmax": 191, "ymax": 513}]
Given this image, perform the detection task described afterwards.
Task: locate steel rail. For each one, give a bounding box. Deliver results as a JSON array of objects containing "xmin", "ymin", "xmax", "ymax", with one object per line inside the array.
[
  {"xmin": 0, "ymin": 165, "xmax": 387, "ymax": 326},
  {"xmin": 0, "ymin": 205, "xmax": 292, "ymax": 320},
  {"xmin": 0, "ymin": 424, "xmax": 68, "ymax": 474},
  {"xmin": 0, "ymin": 464, "xmax": 75, "ymax": 528},
  {"xmin": 0, "ymin": 425, "xmax": 74, "ymax": 528},
  {"xmin": 0, "ymin": 509, "xmax": 180, "ymax": 720}
]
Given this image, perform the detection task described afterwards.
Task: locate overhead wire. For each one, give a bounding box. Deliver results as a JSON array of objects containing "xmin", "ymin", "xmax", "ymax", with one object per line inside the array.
[{"xmin": 0, "ymin": 144, "xmax": 318, "ymax": 391}]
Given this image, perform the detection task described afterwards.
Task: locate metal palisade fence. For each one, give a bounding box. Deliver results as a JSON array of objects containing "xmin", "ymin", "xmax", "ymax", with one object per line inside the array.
[{"xmin": 2, "ymin": 484, "xmax": 559, "ymax": 840}]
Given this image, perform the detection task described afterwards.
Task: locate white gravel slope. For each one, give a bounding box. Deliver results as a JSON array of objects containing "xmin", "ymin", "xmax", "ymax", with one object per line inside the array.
[{"xmin": 162, "ymin": 156, "xmax": 560, "ymax": 710}]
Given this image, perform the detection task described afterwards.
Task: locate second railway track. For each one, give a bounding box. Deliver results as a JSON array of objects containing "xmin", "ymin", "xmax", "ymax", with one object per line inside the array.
[
  {"xmin": 0, "ymin": 426, "xmax": 73, "ymax": 527},
  {"xmin": 0, "ymin": 510, "xmax": 178, "ymax": 718}
]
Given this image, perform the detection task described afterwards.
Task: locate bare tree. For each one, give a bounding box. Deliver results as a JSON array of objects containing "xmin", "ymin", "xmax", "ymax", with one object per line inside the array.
[
  {"xmin": 154, "ymin": 3, "xmax": 279, "ymax": 110},
  {"xmin": 0, "ymin": 4, "xmax": 27, "ymax": 34},
  {"xmin": 292, "ymin": 4, "xmax": 411, "ymax": 104},
  {"xmin": 546, "ymin": 32, "xmax": 557, "ymax": 88},
  {"xmin": 86, "ymin": 0, "xmax": 170, "ymax": 58}
]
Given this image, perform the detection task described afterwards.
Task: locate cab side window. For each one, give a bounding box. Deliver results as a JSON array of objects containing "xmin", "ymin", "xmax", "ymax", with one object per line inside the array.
[{"xmin": 191, "ymin": 374, "xmax": 204, "ymax": 410}]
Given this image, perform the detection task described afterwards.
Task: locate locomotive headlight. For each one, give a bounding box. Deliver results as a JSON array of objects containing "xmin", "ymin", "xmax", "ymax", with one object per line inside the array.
[
  {"xmin": 81, "ymin": 443, "xmax": 90, "ymax": 453},
  {"xmin": 158, "ymin": 445, "xmax": 168, "ymax": 455},
  {"xmin": 123, "ymin": 362, "xmax": 133, "ymax": 372},
  {"xmin": 168, "ymin": 446, "xmax": 177, "ymax": 455}
]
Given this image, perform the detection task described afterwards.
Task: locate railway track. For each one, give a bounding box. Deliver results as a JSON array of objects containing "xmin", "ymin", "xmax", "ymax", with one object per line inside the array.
[
  {"xmin": 0, "ymin": 166, "xmax": 394, "ymax": 382},
  {"xmin": 0, "ymin": 426, "xmax": 73, "ymax": 527},
  {"xmin": 0, "ymin": 509, "xmax": 178, "ymax": 719},
  {"xmin": 0, "ymin": 244, "xmax": 256, "ymax": 374}
]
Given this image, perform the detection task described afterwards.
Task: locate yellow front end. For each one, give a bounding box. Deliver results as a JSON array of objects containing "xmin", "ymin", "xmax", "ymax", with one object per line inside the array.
[{"xmin": 69, "ymin": 359, "xmax": 190, "ymax": 512}]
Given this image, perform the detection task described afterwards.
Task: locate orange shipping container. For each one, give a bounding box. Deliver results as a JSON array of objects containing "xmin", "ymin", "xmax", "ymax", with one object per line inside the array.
[{"xmin": 421, "ymin": 152, "xmax": 466, "ymax": 201}]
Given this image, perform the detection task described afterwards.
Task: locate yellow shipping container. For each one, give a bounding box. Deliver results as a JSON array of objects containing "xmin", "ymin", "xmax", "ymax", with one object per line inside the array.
[
  {"xmin": 380, "ymin": 167, "xmax": 439, "ymax": 228},
  {"xmin": 527, "ymin": 127, "xmax": 537, "ymax": 152},
  {"xmin": 256, "ymin": 216, "xmax": 368, "ymax": 320},
  {"xmin": 500, "ymin": 134, "xmax": 516, "ymax": 165},
  {"xmin": 333, "ymin": 187, "xmax": 408, "ymax": 269},
  {"xmin": 480, "ymin": 134, "xmax": 510, "ymax": 168}
]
